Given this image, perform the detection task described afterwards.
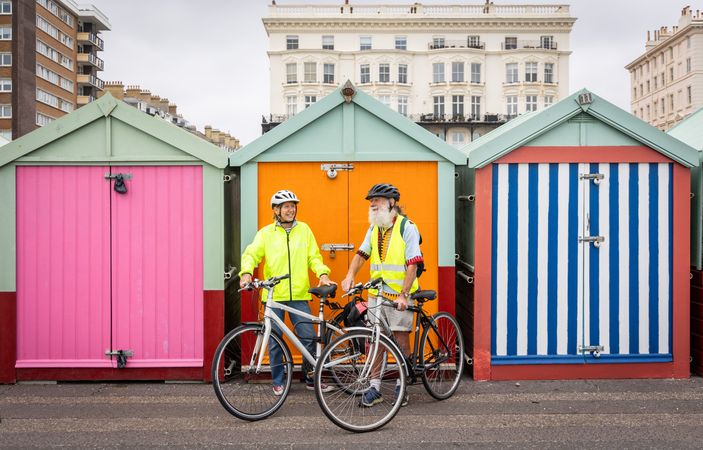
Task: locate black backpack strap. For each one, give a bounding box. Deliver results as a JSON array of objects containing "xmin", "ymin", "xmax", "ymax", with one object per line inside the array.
[{"xmin": 400, "ymin": 216, "xmax": 422, "ymax": 245}]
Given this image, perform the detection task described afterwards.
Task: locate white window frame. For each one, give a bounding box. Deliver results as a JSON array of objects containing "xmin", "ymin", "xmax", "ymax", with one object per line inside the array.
[
  {"xmin": 525, "ymin": 62, "xmax": 538, "ymax": 82},
  {"xmin": 360, "ymin": 64, "xmax": 370, "ymax": 84},
  {"xmin": 506, "ymin": 63, "xmax": 518, "ymax": 83},
  {"xmin": 304, "ymin": 95, "xmax": 317, "ymax": 109},
  {"xmin": 286, "ymin": 63, "xmax": 297, "ymax": 84},
  {"xmin": 471, "ymin": 95, "xmax": 481, "ymax": 119},
  {"xmin": 433, "ymin": 96, "xmax": 445, "ymax": 117},
  {"xmin": 470, "ymin": 63, "xmax": 481, "ymax": 83},
  {"xmin": 395, "ymin": 36, "xmax": 407, "ymax": 50},
  {"xmin": 323, "ymin": 63, "xmax": 335, "ymax": 84},
  {"xmin": 0, "ymin": 78, "xmax": 10, "ymax": 92},
  {"xmin": 286, "ymin": 95, "xmax": 297, "ymax": 117},
  {"xmin": 0, "ymin": 52, "xmax": 10, "ymax": 66},
  {"xmin": 398, "ymin": 64, "xmax": 408, "ymax": 84},
  {"xmin": 0, "ymin": 26, "xmax": 10, "ymax": 40},
  {"xmin": 378, "ymin": 94, "xmax": 391, "ymax": 108},
  {"xmin": 378, "ymin": 63, "xmax": 390, "ymax": 83},
  {"xmin": 467, "ymin": 35, "xmax": 481, "ymax": 48},
  {"xmin": 506, "ymin": 95, "xmax": 518, "ymax": 117},
  {"xmin": 303, "ymin": 62, "xmax": 316, "ymax": 83},
  {"xmin": 432, "ymin": 63, "xmax": 445, "ymax": 83},
  {"xmin": 360, "ymin": 36, "xmax": 372, "ymax": 51},
  {"xmin": 0, "ymin": 104, "xmax": 11, "ymax": 118},
  {"xmin": 286, "ymin": 35, "xmax": 299, "ymax": 50},
  {"xmin": 687, "ymin": 58, "xmax": 692, "ymax": 73},
  {"xmin": 432, "ymin": 37, "xmax": 445, "ymax": 49},
  {"xmin": 451, "ymin": 132, "xmax": 465, "ymax": 148},
  {"xmin": 36, "ymin": 112, "xmax": 54, "ymax": 126},
  {"xmin": 525, "ymin": 95, "xmax": 537, "ymax": 112},
  {"xmin": 451, "ymin": 62, "xmax": 464, "ymax": 82},
  {"xmin": 544, "ymin": 63, "xmax": 554, "ymax": 83},
  {"xmin": 0, "ymin": 1, "xmax": 11, "ymax": 14},
  {"xmin": 544, "ymin": 95, "xmax": 555, "ymax": 107},
  {"xmin": 504, "ymin": 36, "xmax": 517, "ymax": 50},
  {"xmin": 322, "ymin": 35, "xmax": 334, "ymax": 50},
  {"xmin": 452, "ymin": 95, "xmax": 464, "ymax": 117},
  {"xmin": 397, "ymin": 95, "xmax": 408, "ymax": 116}
]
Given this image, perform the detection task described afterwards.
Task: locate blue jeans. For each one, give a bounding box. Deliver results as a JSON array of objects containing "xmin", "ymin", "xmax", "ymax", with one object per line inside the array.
[{"xmin": 268, "ymin": 300, "xmax": 316, "ymax": 387}]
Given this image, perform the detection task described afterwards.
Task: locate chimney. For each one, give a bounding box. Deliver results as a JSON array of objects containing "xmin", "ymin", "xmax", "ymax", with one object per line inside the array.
[
  {"xmin": 159, "ymin": 98, "xmax": 170, "ymax": 113},
  {"xmin": 204, "ymin": 125, "xmax": 212, "ymax": 139},
  {"xmin": 103, "ymin": 81, "xmax": 124, "ymax": 100},
  {"xmin": 168, "ymin": 103, "xmax": 177, "ymax": 115},
  {"xmin": 149, "ymin": 94, "xmax": 161, "ymax": 108},
  {"xmin": 138, "ymin": 89, "xmax": 152, "ymax": 103},
  {"xmin": 125, "ymin": 85, "xmax": 141, "ymax": 99}
]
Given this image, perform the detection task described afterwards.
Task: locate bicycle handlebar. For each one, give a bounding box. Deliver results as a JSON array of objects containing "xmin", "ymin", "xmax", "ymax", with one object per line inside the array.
[
  {"xmin": 341, "ymin": 277, "xmax": 384, "ymax": 298},
  {"xmin": 238, "ymin": 273, "xmax": 290, "ymax": 292}
]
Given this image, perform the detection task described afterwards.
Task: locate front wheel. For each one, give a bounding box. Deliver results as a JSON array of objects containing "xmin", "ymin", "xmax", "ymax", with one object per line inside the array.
[
  {"xmin": 211, "ymin": 324, "xmax": 293, "ymax": 421},
  {"xmin": 420, "ymin": 312, "xmax": 465, "ymax": 400},
  {"xmin": 314, "ymin": 329, "xmax": 406, "ymax": 433}
]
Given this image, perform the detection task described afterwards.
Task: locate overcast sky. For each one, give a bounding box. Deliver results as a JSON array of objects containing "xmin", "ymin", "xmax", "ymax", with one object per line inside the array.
[{"xmin": 89, "ymin": 0, "xmax": 694, "ymax": 145}]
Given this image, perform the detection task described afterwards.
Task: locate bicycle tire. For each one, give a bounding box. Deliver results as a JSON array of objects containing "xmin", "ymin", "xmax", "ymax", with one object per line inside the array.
[
  {"xmin": 419, "ymin": 312, "xmax": 465, "ymax": 400},
  {"xmin": 314, "ymin": 329, "xmax": 406, "ymax": 433},
  {"xmin": 212, "ymin": 324, "xmax": 293, "ymax": 421}
]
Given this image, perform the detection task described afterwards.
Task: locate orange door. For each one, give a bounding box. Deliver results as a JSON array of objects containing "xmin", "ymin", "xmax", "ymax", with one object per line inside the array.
[{"xmin": 258, "ymin": 161, "xmax": 438, "ymax": 363}]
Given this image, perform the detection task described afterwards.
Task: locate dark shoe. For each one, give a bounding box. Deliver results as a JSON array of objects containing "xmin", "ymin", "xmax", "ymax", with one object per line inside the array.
[
  {"xmin": 360, "ymin": 387, "xmax": 383, "ymax": 407},
  {"xmin": 394, "ymin": 385, "xmax": 409, "ymax": 407}
]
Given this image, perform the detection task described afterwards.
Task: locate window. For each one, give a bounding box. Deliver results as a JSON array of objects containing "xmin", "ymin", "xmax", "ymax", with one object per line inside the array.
[
  {"xmin": 432, "ymin": 37, "xmax": 445, "ymax": 49},
  {"xmin": 323, "ymin": 63, "xmax": 334, "ymax": 83},
  {"xmin": 322, "ymin": 35, "xmax": 334, "ymax": 50},
  {"xmin": 304, "ymin": 95, "xmax": 317, "ymax": 108},
  {"xmin": 304, "ymin": 62, "xmax": 316, "ymax": 83},
  {"xmin": 0, "ymin": 1, "xmax": 10, "ymax": 14},
  {"xmin": 525, "ymin": 62, "xmax": 538, "ymax": 82},
  {"xmin": 433, "ymin": 96, "xmax": 445, "ymax": 117},
  {"xmin": 646, "ymin": 104, "xmax": 650, "ymax": 120},
  {"xmin": 467, "ymin": 35, "xmax": 481, "ymax": 48},
  {"xmin": 688, "ymin": 86, "xmax": 692, "ymax": 105},
  {"xmin": 0, "ymin": 104, "xmax": 11, "ymax": 118},
  {"xmin": 395, "ymin": 36, "xmax": 407, "ymax": 50},
  {"xmin": 451, "ymin": 62, "xmax": 464, "ymax": 82},
  {"xmin": 36, "ymin": 63, "xmax": 73, "ymax": 91},
  {"xmin": 451, "ymin": 132, "xmax": 465, "ymax": 148},
  {"xmin": 360, "ymin": 36, "xmax": 372, "ymax": 51},
  {"xmin": 471, "ymin": 95, "xmax": 481, "ymax": 119},
  {"xmin": 286, "ymin": 63, "xmax": 297, "ymax": 83},
  {"xmin": 669, "ymin": 47, "xmax": 673, "ymax": 60},
  {"xmin": 540, "ymin": 35, "xmax": 554, "ymax": 49},
  {"xmin": 504, "ymin": 37, "xmax": 517, "ymax": 50},
  {"xmin": 0, "ymin": 26, "xmax": 10, "ymax": 40},
  {"xmin": 286, "ymin": 96, "xmax": 297, "ymax": 117},
  {"xmin": 36, "ymin": 112, "xmax": 54, "ymax": 126},
  {"xmin": 646, "ymin": 80, "xmax": 650, "ymax": 93},
  {"xmin": 633, "ymin": 87, "xmax": 637, "ymax": 99},
  {"xmin": 506, "ymin": 63, "xmax": 518, "ymax": 83},
  {"xmin": 506, "ymin": 95, "xmax": 518, "ymax": 117},
  {"xmin": 544, "ymin": 63, "xmax": 554, "ymax": 83},
  {"xmin": 687, "ymin": 36, "xmax": 692, "ymax": 49},
  {"xmin": 0, "ymin": 78, "xmax": 10, "ymax": 92},
  {"xmin": 360, "ymin": 64, "xmax": 370, "ymax": 83},
  {"xmin": 0, "ymin": 53, "xmax": 9, "ymax": 66},
  {"xmin": 36, "ymin": 88, "xmax": 72, "ymax": 112},
  {"xmin": 397, "ymin": 95, "xmax": 408, "ymax": 116},
  {"xmin": 378, "ymin": 95, "xmax": 391, "ymax": 108},
  {"xmin": 0, "ymin": 129, "xmax": 10, "ymax": 140},
  {"xmin": 661, "ymin": 71, "xmax": 665, "ymax": 85},
  {"xmin": 378, "ymin": 63, "xmax": 390, "ymax": 82},
  {"xmin": 661, "ymin": 97, "xmax": 665, "ymax": 115},
  {"xmin": 654, "ymin": 75, "xmax": 658, "ymax": 89},
  {"xmin": 452, "ymin": 95, "xmax": 464, "ymax": 117},
  {"xmin": 286, "ymin": 35, "xmax": 299, "ymax": 50},
  {"xmin": 398, "ymin": 64, "xmax": 408, "ymax": 84},
  {"xmin": 36, "ymin": 16, "xmax": 72, "ymax": 48},
  {"xmin": 669, "ymin": 93, "xmax": 674, "ymax": 110},
  {"xmin": 544, "ymin": 95, "xmax": 554, "ymax": 107},
  {"xmin": 470, "ymin": 63, "xmax": 481, "ymax": 83},
  {"xmin": 526, "ymin": 95, "xmax": 537, "ymax": 112},
  {"xmin": 432, "ymin": 63, "xmax": 445, "ymax": 83},
  {"xmin": 654, "ymin": 99, "xmax": 658, "ymax": 116},
  {"xmin": 687, "ymin": 58, "xmax": 692, "ymax": 73},
  {"xmin": 670, "ymin": 67, "xmax": 674, "ymax": 82}
]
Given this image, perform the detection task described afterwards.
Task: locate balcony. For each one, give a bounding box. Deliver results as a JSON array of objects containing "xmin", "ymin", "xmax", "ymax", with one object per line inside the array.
[
  {"xmin": 501, "ymin": 40, "xmax": 558, "ymax": 51},
  {"xmin": 77, "ymin": 52, "xmax": 104, "ymax": 70},
  {"xmin": 77, "ymin": 95, "xmax": 96, "ymax": 105},
  {"xmin": 77, "ymin": 32, "xmax": 104, "ymax": 50},
  {"xmin": 428, "ymin": 39, "xmax": 485, "ymax": 50},
  {"xmin": 76, "ymin": 74, "xmax": 104, "ymax": 89},
  {"xmin": 410, "ymin": 113, "xmax": 505, "ymax": 123}
]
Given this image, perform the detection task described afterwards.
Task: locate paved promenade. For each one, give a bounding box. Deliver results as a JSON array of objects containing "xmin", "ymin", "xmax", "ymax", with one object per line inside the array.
[{"xmin": 1, "ymin": 376, "xmax": 703, "ymax": 448}]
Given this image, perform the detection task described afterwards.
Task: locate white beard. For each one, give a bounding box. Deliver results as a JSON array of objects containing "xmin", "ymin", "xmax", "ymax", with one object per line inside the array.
[{"xmin": 368, "ymin": 205, "xmax": 395, "ymax": 228}]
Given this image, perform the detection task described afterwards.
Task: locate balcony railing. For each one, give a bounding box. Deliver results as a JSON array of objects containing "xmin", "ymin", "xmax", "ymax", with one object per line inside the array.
[
  {"xmin": 428, "ymin": 39, "xmax": 485, "ymax": 50},
  {"xmin": 77, "ymin": 52, "xmax": 104, "ymax": 70},
  {"xmin": 77, "ymin": 32, "xmax": 104, "ymax": 50},
  {"xmin": 410, "ymin": 113, "xmax": 506, "ymax": 123},
  {"xmin": 501, "ymin": 40, "xmax": 558, "ymax": 50},
  {"xmin": 77, "ymin": 74, "xmax": 104, "ymax": 89},
  {"xmin": 267, "ymin": 4, "xmax": 570, "ymax": 18},
  {"xmin": 77, "ymin": 94, "xmax": 96, "ymax": 105}
]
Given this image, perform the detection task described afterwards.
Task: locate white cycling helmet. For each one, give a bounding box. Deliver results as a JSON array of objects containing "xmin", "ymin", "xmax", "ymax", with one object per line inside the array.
[{"xmin": 270, "ymin": 189, "xmax": 300, "ymax": 207}]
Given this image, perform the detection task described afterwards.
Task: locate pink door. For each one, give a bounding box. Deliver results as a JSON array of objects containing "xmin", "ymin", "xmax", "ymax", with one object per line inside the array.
[
  {"xmin": 110, "ymin": 166, "xmax": 203, "ymax": 367},
  {"xmin": 16, "ymin": 166, "xmax": 111, "ymax": 367}
]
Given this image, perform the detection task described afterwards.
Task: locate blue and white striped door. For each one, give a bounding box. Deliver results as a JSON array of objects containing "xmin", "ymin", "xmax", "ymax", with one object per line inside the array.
[{"xmin": 491, "ymin": 162, "xmax": 673, "ymax": 365}]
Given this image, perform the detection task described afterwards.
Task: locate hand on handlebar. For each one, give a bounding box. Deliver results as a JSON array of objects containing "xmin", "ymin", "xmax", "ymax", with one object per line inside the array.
[{"xmin": 239, "ymin": 273, "xmax": 253, "ymax": 289}]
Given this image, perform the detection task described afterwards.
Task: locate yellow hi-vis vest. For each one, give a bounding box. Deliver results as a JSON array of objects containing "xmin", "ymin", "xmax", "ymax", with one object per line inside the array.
[{"xmin": 369, "ymin": 215, "xmax": 419, "ymax": 298}]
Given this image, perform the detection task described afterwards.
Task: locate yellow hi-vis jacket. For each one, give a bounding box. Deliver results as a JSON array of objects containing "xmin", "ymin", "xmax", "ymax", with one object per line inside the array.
[
  {"xmin": 369, "ymin": 215, "xmax": 419, "ymax": 298},
  {"xmin": 239, "ymin": 221, "xmax": 330, "ymax": 302}
]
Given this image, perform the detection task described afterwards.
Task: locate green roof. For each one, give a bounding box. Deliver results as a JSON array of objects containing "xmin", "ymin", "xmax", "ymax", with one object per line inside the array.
[
  {"xmin": 230, "ymin": 82, "xmax": 466, "ymax": 166},
  {"xmin": 464, "ymin": 88, "xmax": 698, "ymax": 169},
  {"xmin": 667, "ymin": 106, "xmax": 703, "ymax": 150},
  {"xmin": 0, "ymin": 93, "xmax": 228, "ymax": 169}
]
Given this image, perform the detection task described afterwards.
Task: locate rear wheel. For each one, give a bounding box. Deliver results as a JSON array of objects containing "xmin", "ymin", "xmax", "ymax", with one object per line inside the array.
[
  {"xmin": 211, "ymin": 324, "xmax": 293, "ymax": 421},
  {"xmin": 420, "ymin": 312, "xmax": 464, "ymax": 400},
  {"xmin": 314, "ymin": 330, "xmax": 406, "ymax": 433}
]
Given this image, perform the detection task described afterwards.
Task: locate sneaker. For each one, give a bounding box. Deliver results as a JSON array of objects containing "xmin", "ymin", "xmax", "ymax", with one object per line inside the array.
[
  {"xmin": 360, "ymin": 387, "xmax": 383, "ymax": 407},
  {"xmin": 272, "ymin": 385, "xmax": 284, "ymax": 396},
  {"xmin": 394, "ymin": 385, "xmax": 409, "ymax": 407},
  {"xmin": 305, "ymin": 382, "xmax": 336, "ymax": 393}
]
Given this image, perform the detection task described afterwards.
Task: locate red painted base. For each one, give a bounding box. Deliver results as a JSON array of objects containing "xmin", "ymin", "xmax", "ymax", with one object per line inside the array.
[
  {"xmin": 437, "ymin": 266, "xmax": 455, "ymax": 315},
  {"xmin": 692, "ymin": 268, "xmax": 703, "ymax": 376},
  {"xmin": 16, "ymin": 367, "xmax": 201, "ymax": 381},
  {"xmin": 203, "ymin": 290, "xmax": 224, "ymax": 383},
  {"xmin": 0, "ymin": 292, "xmax": 17, "ymax": 384}
]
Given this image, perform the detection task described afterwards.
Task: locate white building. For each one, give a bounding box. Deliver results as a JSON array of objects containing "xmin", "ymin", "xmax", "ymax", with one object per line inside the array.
[
  {"xmin": 263, "ymin": 1, "xmax": 575, "ymax": 145},
  {"xmin": 626, "ymin": 6, "xmax": 703, "ymax": 131}
]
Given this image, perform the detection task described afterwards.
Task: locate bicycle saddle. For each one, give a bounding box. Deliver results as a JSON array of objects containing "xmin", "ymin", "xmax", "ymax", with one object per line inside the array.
[
  {"xmin": 410, "ymin": 290, "xmax": 436, "ymax": 302},
  {"xmin": 308, "ymin": 284, "xmax": 337, "ymax": 298}
]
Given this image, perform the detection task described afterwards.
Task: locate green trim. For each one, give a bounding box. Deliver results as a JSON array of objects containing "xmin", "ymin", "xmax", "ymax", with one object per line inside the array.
[
  {"xmin": 252, "ymin": 152, "xmax": 443, "ymax": 162},
  {"xmin": 0, "ymin": 93, "xmax": 228, "ymax": 169},
  {"xmin": 343, "ymin": 101, "xmax": 354, "ymax": 155},
  {"xmin": 240, "ymin": 163, "xmax": 258, "ymax": 254},
  {"xmin": 437, "ymin": 162, "xmax": 455, "ymax": 266},
  {"xmin": 0, "ymin": 165, "xmax": 15, "ymax": 290},
  {"xmin": 466, "ymin": 89, "xmax": 698, "ymax": 169},
  {"xmin": 203, "ymin": 165, "xmax": 224, "ymax": 290}
]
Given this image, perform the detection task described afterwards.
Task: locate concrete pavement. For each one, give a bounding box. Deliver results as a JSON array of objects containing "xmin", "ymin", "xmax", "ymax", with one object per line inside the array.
[{"xmin": 1, "ymin": 375, "xmax": 703, "ymax": 448}]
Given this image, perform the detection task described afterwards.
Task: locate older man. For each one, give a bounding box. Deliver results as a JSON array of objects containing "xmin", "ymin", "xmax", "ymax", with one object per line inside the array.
[{"xmin": 341, "ymin": 183, "xmax": 423, "ymax": 407}]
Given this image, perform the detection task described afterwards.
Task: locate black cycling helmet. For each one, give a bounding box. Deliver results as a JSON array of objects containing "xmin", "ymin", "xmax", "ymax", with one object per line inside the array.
[{"xmin": 365, "ymin": 183, "xmax": 400, "ymax": 201}]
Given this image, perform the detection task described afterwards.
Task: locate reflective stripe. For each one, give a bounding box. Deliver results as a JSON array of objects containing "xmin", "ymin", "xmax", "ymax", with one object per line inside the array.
[{"xmin": 370, "ymin": 263, "xmax": 406, "ymax": 272}]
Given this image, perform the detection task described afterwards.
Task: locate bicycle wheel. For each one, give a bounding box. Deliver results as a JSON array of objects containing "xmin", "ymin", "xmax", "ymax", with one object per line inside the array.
[
  {"xmin": 212, "ymin": 324, "xmax": 293, "ymax": 421},
  {"xmin": 419, "ymin": 312, "xmax": 465, "ymax": 400},
  {"xmin": 314, "ymin": 329, "xmax": 406, "ymax": 433}
]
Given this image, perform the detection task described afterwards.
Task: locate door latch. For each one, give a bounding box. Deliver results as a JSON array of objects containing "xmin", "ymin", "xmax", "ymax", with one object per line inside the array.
[
  {"xmin": 578, "ymin": 345, "xmax": 604, "ymax": 358},
  {"xmin": 321, "ymin": 163, "xmax": 353, "ymax": 180},
  {"xmin": 579, "ymin": 235, "xmax": 605, "ymax": 248},
  {"xmin": 321, "ymin": 243, "xmax": 354, "ymax": 259},
  {"xmin": 105, "ymin": 349, "xmax": 134, "ymax": 368},
  {"xmin": 579, "ymin": 173, "xmax": 605, "ymax": 185}
]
